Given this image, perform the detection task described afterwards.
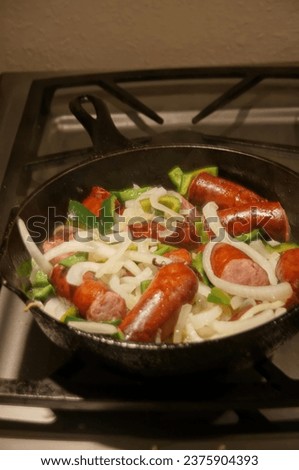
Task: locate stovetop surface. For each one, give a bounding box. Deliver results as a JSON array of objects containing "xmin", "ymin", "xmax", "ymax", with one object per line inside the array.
[{"xmin": 1, "ymin": 67, "xmax": 299, "ymax": 449}]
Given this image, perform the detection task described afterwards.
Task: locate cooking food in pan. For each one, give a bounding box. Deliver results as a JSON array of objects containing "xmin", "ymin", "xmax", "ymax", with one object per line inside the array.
[{"xmin": 18, "ymin": 164, "xmax": 299, "ymax": 344}]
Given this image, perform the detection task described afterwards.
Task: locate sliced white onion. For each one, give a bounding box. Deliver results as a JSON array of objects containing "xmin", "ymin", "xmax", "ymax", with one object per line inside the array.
[
  {"xmin": 202, "ymin": 202, "xmax": 227, "ymax": 240},
  {"xmin": 211, "ymin": 309, "xmax": 275, "ymax": 336},
  {"xmin": 68, "ymin": 321, "xmax": 118, "ymax": 335},
  {"xmin": 173, "ymin": 304, "xmax": 192, "ymax": 343},
  {"xmin": 66, "ymin": 261, "xmax": 101, "ymax": 286},
  {"xmin": 127, "ymin": 251, "xmax": 172, "ymax": 266},
  {"xmin": 240, "ymin": 300, "xmax": 284, "ymax": 321},
  {"xmin": 230, "ymin": 295, "xmax": 246, "ymax": 310},
  {"xmin": 185, "ymin": 319, "xmax": 203, "ymax": 342},
  {"xmin": 109, "ymin": 274, "xmax": 137, "ymax": 309},
  {"xmin": 17, "ymin": 218, "xmax": 53, "ymax": 275},
  {"xmin": 95, "ymin": 238, "xmax": 132, "ymax": 278},
  {"xmin": 44, "ymin": 297, "xmax": 72, "ymax": 320},
  {"xmin": 202, "ymin": 202, "xmax": 277, "ymax": 285},
  {"xmin": 196, "ymin": 282, "xmax": 212, "ymax": 298},
  {"xmin": 191, "ymin": 305, "xmax": 222, "ymax": 330},
  {"xmin": 44, "ymin": 241, "xmax": 95, "ymax": 261},
  {"xmin": 202, "ymin": 241, "xmax": 292, "ymax": 302},
  {"xmin": 123, "ymin": 259, "xmax": 141, "ymax": 276}
]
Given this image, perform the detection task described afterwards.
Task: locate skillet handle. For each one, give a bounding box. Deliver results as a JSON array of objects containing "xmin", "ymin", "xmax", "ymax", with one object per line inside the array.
[{"xmin": 69, "ymin": 95, "xmax": 134, "ymax": 155}]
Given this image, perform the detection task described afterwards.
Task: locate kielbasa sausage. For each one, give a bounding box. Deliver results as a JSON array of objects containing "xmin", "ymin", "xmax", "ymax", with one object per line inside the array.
[
  {"xmin": 188, "ymin": 172, "xmax": 264, "ymax": 209},
  {"xmin": 276, "ymin": 248, "xmax": 299, "ymax": 307},
  {"xmin": 120, "ymin": 262, "xmax": 198, "ymax": 342},
  {"xmin": 218, "ymin": 202, "xmax": 290, "ymax": 242},
  {"xmin": 211, "ymin": 243, "xmax": 269, "ymax": 286},
  {"xmin": 50, "ymin": 266, "xmax": 127, "ymax": 321}
]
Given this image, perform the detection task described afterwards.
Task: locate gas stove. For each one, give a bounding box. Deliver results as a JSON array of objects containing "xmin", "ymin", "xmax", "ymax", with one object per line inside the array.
[{"xmin": 1, "ymin": 67, "xmax": 299, "ymax": 450}]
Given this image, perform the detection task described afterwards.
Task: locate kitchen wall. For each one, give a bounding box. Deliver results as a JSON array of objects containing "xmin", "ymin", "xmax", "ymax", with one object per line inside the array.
[{"xmin": 1, "ymin": 0, "xmax": 299, "ymax": 72}]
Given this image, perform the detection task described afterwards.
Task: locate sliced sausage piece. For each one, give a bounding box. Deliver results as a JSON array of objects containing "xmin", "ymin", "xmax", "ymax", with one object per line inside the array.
[
  {"xmin": 50, "ymin": 265, "xmax": 74, "ymax": 300},
  {"xmin": 72, "ymin": 273, "xmax": 127, "ymax": 321},
  {"xmin": 276, "ymin": 248, "xmax": 299, "ymax": 307},
  {"xmin": 119, "ymin": 263, "xmax": 198, "ymax": 342},
  {"xmin": 188, "ymin": 172, "xmax": 264, "ymax": 209},
  {"xmin": 218, "ymin": 202, "xmax": 290, "ymax": 242},
  {"xmin": 129, "ymin": 220, "xmax": 201, "ymax": 249},
  {"xmin": 82, "ymin": 186, "xmax": 111, "ymax": 216},
  {"xmin": 50, "ymin": 268, "xmax": 127, "ymax": 321},
  {"xmin": 211, "ymin": 243, "xmax": 269, "ymax": 286},
  {"xmin": 164, "ymin": 248, "xmax": 192, "ymax": 264}
]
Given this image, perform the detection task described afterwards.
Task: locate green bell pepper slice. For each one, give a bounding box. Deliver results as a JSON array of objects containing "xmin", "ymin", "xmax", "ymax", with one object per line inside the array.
[
  {"xmin": 140, "ymin": 279, "xmax": 152, "ymax": 294},
  {"xmin": 112, "ymin": 186, "xmax": 150, "ymax": 203},
  {"xmin": 98, "ymin": 194, "xmax": 117, "ymax": 235},
  {"xmin": 263, "ymin": 241, "xmax": 299, "ymax": 254},
  {"xmin": 28, "ymin": 284, "xmax": 55, "ymax": 301},
  {"xmin": 168, "ymin": 165, "xmax": 218, "ymax": 195},
  {"xmin": 192, "ymin": 252, "xmax": 210, "ymax": 286},
  {"xmin": 68, "ymin": 200, "xmax": 99, "ymax": 231},
  {"xmin": 59, "ymin": 252, "xmax": 88, "ymax": 268},
  {"xmin": 207, "ymin": 287, "xmax": 231, "ymax": 305}
]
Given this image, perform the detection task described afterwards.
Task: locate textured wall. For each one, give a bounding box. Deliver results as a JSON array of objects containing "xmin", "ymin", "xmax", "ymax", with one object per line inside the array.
[{"xmin": 1, "ymin": 0, "xmax": 299, "ymax": 72}]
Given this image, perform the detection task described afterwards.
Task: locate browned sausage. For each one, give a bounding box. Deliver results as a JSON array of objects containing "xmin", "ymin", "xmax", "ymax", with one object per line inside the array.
[
  {"xmin": 211, "ymin": 243, "xmax": 269, "ymax": 286},
  {"xmin": 72, "ymin": 272, "xmax": 127, "ymax": 321},
  {"xmin": 119, "ymin": 263, "xmax": 198, "ymax": 342},
  {"xmin": 163, "ymin": 248, "xmax": 192, "ymax": 264},
  {"xmin": 129, "ymin": 220, "xmax": 201, "ymax": 249},
  {"xmin": 218, "ymin": 202, "xmax": 290, "ymax": 242},
  {"xmin": 50, "ymin": 267, "xmax": 127, "ymax": 321},
  {"xmin": 276, "ymin": 248, "xmax": 299, "ymax": 307},
  {"xmin": 188, "ymin": 172, "xmax": 264, "ymax": 209},
  {"xmin": 82, "ymin": 186, "xmax": 111, "ymax": 216}
]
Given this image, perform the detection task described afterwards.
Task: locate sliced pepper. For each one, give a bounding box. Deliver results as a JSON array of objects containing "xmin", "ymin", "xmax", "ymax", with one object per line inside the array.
[
  {"xmin": 192, "ymin": 252, "xmax": 210, "ymax": 286},
  {"xmin": 168, "ymin": 166, "xmax": 184, "ymax": 189},
  {"xmin": 98, "ymin": 194, "xmax": 117, "ymax": 235},
  {"xmin": 59, "ymin": 252, "xmax": 88, "ymax": 268},
  {"xmin": 27, "ymin": 284, "xmax": 55, "ymax": 301},
  {"xmin": 263, "ymin": 241, "xmax": 299, "ymax": 254},
  {"xmin": 207, "ymin": 287, "xmax": 231, "ymax": 305},
  {"xmin": 68, "ymin": 200, "xmax": 99, "ymax": 231},
  {"xmin": 154, "ymin": 243, "xmax": 176, "ymax": 256},
  {"xmin": 32, "ymin": 270, "xmax": 49, "ymax": 287},
  {"xmin": 139, "ymin": 198, "xmax": 152, "ymax": 213},
  {"xmin": 17, "ymin": 259, "xmax": 32, "ymax": 278},
  {"xmin": 168, "ymin": 165, "xmax": 218, "ymax": 195},
  {"xmin": 235, "ymin": 228, "xmax": 261, "ymax": 243},
  {"xmin": 140, "ymin": 279, "xmax": 152, "ymax": 293},
  {"xmin": 194, "ymin": 221, "xmax": 210, "ymax": 244},
  {"xmin": 158, "ymin": 195, "xmax": 181, "ymax": 213},
  {"xmin": 112, "ymin": 186, "xmax": 150, "ymax": 203},
  {"xmin": 140, "ymin": 195, "xmax": 181, "ymax": 214},
  {"xmin": 60, "ymin": 305, "xmax": 80, "ymax": 323}
]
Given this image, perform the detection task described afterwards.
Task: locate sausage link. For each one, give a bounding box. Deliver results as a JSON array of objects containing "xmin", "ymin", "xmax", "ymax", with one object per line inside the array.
[
  {"xmin": 211, "ymin": 243, "xmax": 269, "ymax": 286},
  {"xmin": 276, "ymin": 248, "xmax": 299, "ymax": 307},
  {"xmin": 164, "ymin": 248, "xmax": 192, "ymax": 264},
  {"xmin": 218, "ymin": 202, "xmax": 290, "ymax": 242},
  {"xmin": 82, "ymin": 186, "xmax": 111, "ymax": 215},
  {"xmin": 119, "ymin": 263, "xmax": 198, "ymax": 342},
  {"xmin": 129, "ymin": 220, "xmax": 201, "ymax": 249},
  {"xmin": 188, "ymin": 172, "xmax": 264, "ymax": 209},
  {"xmin": 50, "ymin": 267, "xmax": 127, "ymax": 321}
]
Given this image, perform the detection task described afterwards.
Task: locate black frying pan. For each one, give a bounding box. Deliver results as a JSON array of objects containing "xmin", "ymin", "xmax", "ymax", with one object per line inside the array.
[{"xmin": 0, "ymin": 95, "xmax": 299, "ymax": 377}]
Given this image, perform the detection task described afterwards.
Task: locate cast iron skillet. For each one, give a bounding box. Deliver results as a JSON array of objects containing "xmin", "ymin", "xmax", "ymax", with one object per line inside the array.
[{"xmin": 0, "ymin": 95, "xmax": 299, "ymax": 377}]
